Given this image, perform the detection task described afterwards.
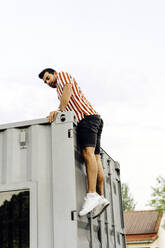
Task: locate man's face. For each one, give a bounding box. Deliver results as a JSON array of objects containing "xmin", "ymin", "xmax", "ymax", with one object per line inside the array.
[{"xmin": 43, "ymin": 72, "xmax": 57, "ymax": 88}]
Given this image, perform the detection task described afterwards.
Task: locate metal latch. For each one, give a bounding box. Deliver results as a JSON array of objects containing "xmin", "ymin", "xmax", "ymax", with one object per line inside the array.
[
  {"xmin": 68, "ymin": 129, "xmax": 73, "ymax": 138},
  {"xmin": 71, "ymin": 210, "xmax": 77, "ymax": 221}
]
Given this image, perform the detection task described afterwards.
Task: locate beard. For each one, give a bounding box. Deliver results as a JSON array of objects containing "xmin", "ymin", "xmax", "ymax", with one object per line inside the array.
[
  {"xmin": 51, "ymin": 82, "xmax": 57, "ymax": 88},
  {"xmin": 50, "ymin": 79, "xmax": 57, "ymax": 88}
]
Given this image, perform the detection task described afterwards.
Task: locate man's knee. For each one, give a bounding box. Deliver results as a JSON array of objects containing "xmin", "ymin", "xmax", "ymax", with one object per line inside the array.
[{"xmin": 82, "ymin": 147, "xmax": 95, "ymax": 160}]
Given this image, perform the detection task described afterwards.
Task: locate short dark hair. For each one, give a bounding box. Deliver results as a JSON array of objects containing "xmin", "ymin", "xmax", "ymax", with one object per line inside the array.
[{"xmin": 38, "ymin": 68, "xmax": 56, "ymax": 79}]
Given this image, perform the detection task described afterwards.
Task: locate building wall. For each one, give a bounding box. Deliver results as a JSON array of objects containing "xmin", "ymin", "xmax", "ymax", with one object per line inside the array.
[{"xmin": 127, "ymin": 242, "xmax": 157, "ymax": 248}]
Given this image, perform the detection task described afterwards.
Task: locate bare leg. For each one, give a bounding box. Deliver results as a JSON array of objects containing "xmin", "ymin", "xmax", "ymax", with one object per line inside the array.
[
  {"xmin": 95, "ymin": 154, "xmax": 104, "ymax": 195},
  {"xmin": 79, "ymin": 150, "xmax": 108, "ymax": 217},
  {"xmin": 82, "ymin": 147, "xmax": 98, "ymax": 193}
]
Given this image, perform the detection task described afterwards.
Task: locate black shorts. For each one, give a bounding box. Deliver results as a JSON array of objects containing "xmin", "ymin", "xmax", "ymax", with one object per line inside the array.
[{"xmin": 77, "ymin": 115, "xmax": 104, "ymax": 154}]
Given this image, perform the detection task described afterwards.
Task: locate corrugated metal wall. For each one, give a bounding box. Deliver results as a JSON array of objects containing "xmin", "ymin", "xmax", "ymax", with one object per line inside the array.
[{"xmin": 0, "ymin": 112, "xmax": 126, "ymax": 248}]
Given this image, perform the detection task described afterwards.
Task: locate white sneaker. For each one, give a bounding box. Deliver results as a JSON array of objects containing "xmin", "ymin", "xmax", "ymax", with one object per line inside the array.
[
  {"xmin": 92, "ymin": 196, "xmax": 110, "ymax": 219},
  {"xmin": 79, "ymin": 194, "xmax": 101, "ymax": 216}
]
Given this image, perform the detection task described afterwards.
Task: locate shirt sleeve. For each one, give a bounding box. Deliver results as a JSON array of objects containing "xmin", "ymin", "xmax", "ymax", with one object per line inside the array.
[{"xmin": 58, "ymin": 71, "xmax": 73, "ymax": 90}]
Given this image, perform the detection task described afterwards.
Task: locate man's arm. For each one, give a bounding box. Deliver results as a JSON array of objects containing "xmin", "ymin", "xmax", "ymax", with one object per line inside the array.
[
  {"xmin": 58, "ymin": 83, "xmax": 72, "ymax": 111},
  {"xmin": 48, "ymin": 83, "xmax": 72, "ymax": 123}
]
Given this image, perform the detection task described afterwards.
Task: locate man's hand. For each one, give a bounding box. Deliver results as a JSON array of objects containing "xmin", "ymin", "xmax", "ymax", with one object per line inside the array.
[{"xmin": 48, "ymin": 111, "xmax": 60, "ymax": 123}]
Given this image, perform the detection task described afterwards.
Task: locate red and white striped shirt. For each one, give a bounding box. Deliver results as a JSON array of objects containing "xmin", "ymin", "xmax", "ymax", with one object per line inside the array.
[{"xmin": 56, "ymin": 71, "xmax": 98, "ymax": 122}]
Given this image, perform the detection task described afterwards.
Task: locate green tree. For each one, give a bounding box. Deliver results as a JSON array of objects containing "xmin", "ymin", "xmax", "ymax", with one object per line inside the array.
[
  {"xmin": 121, "ymin": 183, "xmax": 136, "ymax": 211},
  {"xmin": 149, "ymin": 176, "xmax": 165, "ymax": 210}
]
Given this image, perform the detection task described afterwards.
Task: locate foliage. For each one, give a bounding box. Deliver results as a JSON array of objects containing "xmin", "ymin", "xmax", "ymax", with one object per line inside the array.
[
  {"xmin": 121, "ymin": 183, "xmax": 136, "ymax": 211},
  {"xmin": 149, "ymin": 176, "xmax": 165, "ymax": 210}
]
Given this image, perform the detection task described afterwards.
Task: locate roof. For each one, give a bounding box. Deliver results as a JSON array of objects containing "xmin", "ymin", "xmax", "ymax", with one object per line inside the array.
[{"xmin": 124, "ymin": 210, "xmax": 163, "ymax": 243}]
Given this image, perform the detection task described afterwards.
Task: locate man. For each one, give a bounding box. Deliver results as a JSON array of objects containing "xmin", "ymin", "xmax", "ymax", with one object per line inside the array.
[{"xmin": 38, "ymin": 68, "xmax": 109, "ymax": 218}]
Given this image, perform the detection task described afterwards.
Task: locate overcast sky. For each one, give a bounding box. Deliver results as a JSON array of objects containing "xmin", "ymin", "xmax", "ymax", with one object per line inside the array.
[{"xmin": 0, "ymin": 0, "xmax": 165, "ymax": 209}]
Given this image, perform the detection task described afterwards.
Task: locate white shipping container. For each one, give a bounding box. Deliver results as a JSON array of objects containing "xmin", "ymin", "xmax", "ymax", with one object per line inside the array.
[{"xmin": 0, "ymin": 111, "xmax": 126, "ymax": 248}]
